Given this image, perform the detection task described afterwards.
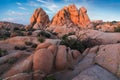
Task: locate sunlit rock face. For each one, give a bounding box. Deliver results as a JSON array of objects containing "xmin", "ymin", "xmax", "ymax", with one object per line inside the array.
[
  {"xmin": 79, "ymin": 7, "xmax": 90, "ymax": 28},
  {"xmin": 30, "ymin": 8, "xmax": 50, "ymax": 29},
  {"xmin": 50, "ymin": 4, "xmax": 90, "ymax": 27}
]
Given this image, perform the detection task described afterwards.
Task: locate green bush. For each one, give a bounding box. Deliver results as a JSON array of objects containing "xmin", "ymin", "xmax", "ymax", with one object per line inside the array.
[
  {"xmin": 38, "ymin": 37, "xmax": 45, "ymax": 43},
  {"xmin": 7, "ymin": 57, "xmax": 17, "ymax": 64},
  {"xmin": 25, "ymin": 41, "xmax": 32, "ymax": 46},
  {"xmin": 13, "ymin": 27, "xmax": 20, "ymax": 31},
  {"xmin": 5, "ymin": 28, "xmax": 10, "ymax": 31},
  {"xmin": 0, "ymin": 32, "xmax": 11, "ymax": 40},
  {"xmin": 0, "ymin": 48, "xmax": 7, "ymax": 57},
  {"xmin": 14, "ymin": 46, "xmax": 27, "ymax": 50},
  {"xmin": 31, "ymin": 43, "xmax": 37, "ymax": 48},
  {"xmin": 60, "ymin": 34, "xmax": 101, "ymax": 53},
  {"xmin": 26, "ymin": 31, "xmax": 32, "ymax": 36},
  {"xmin": 15, "ymin": 31, "xmax": 24, "ymax": 36},
  {"xmin": 114, "ymin": 26, "xmax": 120, "ymax": 32},
  {"xmin": 38, "ymin": 31, "xmax": 51, "ymax": 38},
  {"xmin": 60, "ymin": 37, "xmax": 85, "ymax": 53},
  {"xmin": 45, "ymin": 75, "xmax": 56, "ymax": 80}
]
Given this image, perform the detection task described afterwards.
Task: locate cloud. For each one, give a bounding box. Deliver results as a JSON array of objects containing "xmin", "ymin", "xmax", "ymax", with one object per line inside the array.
[
  {"xmin": 7, "ymin": 10, "xmax": 26, "ymax": 16},
  {"xmin": 36, "ymin": 0, "xmax": 47, "ymax": 4},
  {"xmin": 28, "ymin": 1, "xmax": 39, "ymax": 7},
  {"xmin": 2, "ymin": 18, "xmax": 15, "ymax": 21},
  {"xmin": 42, "ymin": 4, "xmax": 59, "ymax": 13},
  {"xmin": 18, "ymin": 7, "xmax": 27, "ymax": 10},
  {"xmin": 2, "ymin": 17, "xmax": 29, "ymax": 24},
  {"xmin": 8, "ymin": 10, "xmax": 29, "ymax": 16},
  {"xmin": 16, "ymin": 2, "xmax": 22, "ymax": 6},
  {"xmin": 36, "ymin": 0, "xmax": 60, "ymax": 13}
]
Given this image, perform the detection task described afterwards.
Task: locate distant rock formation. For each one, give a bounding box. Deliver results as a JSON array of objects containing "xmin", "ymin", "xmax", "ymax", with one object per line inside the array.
[
  {"xmin": 27, "ymin": 4, "xmax": 91, "ymax": 31},
  {"xmin": 0, "ymin": 21, "xmax": 24, "ymax": 29},
  {"xmin": 30, "ymin": 8, "xmax": 50, "ymax": 29},
  {"xmin": 50, "ymin": 4, "xmax": 90, "ymax": 28}
]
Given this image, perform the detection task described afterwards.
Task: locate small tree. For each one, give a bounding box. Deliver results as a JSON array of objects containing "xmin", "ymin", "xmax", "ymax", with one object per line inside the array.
[{"xmin": 114, "ymin": 26, "xmax": 120, "ymax": 32}]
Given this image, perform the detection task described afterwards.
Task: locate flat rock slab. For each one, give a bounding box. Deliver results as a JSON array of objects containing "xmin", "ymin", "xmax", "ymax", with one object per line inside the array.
[{"xmin": 72, "ymin": 65, "xmax": 119, "ymax": 80}]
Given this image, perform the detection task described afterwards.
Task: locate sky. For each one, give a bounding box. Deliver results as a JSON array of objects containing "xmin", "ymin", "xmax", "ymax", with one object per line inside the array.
[{"xmin": 0, "ymin": 0, "xmax": 120, "ymax": 24}]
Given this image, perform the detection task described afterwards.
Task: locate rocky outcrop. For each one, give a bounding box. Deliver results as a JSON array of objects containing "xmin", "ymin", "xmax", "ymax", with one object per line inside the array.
[
  {"xmin": 78, "ymin": 30, "xmax": 120, "ymax": 44},
  {"xmin": 30, "ymin": 8, "xmax": 50, "ymax": 29},
  {"xmin": 95, "ymin": 44, "xmax": 120, "ymax": 77},
  {"xmin": 72, "ymin": 65, "xmax": 119, "ymax": 80},
  {"xmin": 79, "ymin": 7, "xmax": 90, "ymax": 27},
  {"xmin": 50, "ymin": 4, "xmax": 90, "ymax": 27},
  {"xmin": 0, "ymin": 42, "xmax": 82, "ymax": 79},
  {"xmin": 0, "ymin": 21, "xmax": 24, "ymax": 29}
]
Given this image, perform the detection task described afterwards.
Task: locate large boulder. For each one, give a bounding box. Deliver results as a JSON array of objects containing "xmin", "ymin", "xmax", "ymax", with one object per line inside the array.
[
  {"xmin": 33, "ymin": 49, "xmax": 54, "ymax": 74},
  {"xmin": 55, "ymin": 45, "xmax": 68, "ymax": 70},
  {"xmin": 95, "ymin": 44, "xmax": 120, "ymax": 77},
  {"xmin": 72, "ymin": 65, "xmax": 119, "ymax": 80},
  {"xmin": 79, "ymin": 30, "xmax": 120, "ymax": 44}
]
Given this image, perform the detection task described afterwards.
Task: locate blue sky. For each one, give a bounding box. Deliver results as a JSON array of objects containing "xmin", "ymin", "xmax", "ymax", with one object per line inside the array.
[{"xmin": 0, "ymin": 0, "xmax": 120, "ymax": 24}]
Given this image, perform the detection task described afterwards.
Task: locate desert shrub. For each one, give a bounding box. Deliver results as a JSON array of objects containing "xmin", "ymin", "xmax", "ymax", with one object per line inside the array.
[
  {"xmin": 20, "ymin": 28, "xmax": 26, "ymax": 31},
  {"xmin": 25, "ymin": 41, "xmax": 33, "ymax": 46},
  {"xmin": 25, "ymin": 41, "xmax": 37, "ymax": 48},
  {"xmin": 112, "ymin": 21, "xmax": 117, "ymax": 23},
  {"xmin": 117, "ymin": 41, "xmax": 120, "ymax": 43},
  {"xmin": 31, "ymin": 43, "xmax": 37, "ymax": 48},
  {"xmin": 0, "ymin": 48, "xmax": 7, "ymax": 57},
  {"xmin": 61, "ymin": 32, "xmax": 75, "ymax": 40},
  {"xmin": 38, "ymin": 37, "xmax": 45, "ymax": 43},
  {"xmin": 60, "ymin": 34, "xmax": 101, "ymax": 53},
  {"xmin": 38, "ymin": 31, "xmax": 51, "ymax": 38},
  {"xmin": 7, "ymin": 57, "xmax": 17, "ymax": 64},
  {"xmin": 52, "ymin": 32, "xmax": 58, "ymax": 36},
  {"xmin": 15, "ymin": 31, "xmax": 24, "ymax": 36},
  {"xmin": 60, "ymin": 37, "xmax": 85, "ymax": 53},
  {"xmin": 45, "ymin": 75, "xmax": 56, "ymax": 80},
  {"xmin": 5, "ymin": 28, "xmax": 10, "ymax": 31},
  {"xmin": 26, "ymin": 31, "xmax": 32, "ymax": 36},
  {"xmin": 13, "ymin": 27, "xmax": 20, "ymax": 31},
  {"xmin": 4, "ymin": 32, "xmax": 11, "ymax": 37},
  {"xmin": 14, "ymin": 46, "xmax": 27, "ymax": 50},
  {"xmin": 114, "ymin": 26, "xmax": 120, "ymax": 32},
  {"xmin": 0, "ymin": 32, "xmax": 11, "ymax": 40}
]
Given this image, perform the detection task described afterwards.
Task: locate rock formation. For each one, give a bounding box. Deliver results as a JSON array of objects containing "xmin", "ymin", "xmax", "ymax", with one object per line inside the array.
[
  {"xmin": 0, "ymin": 42, "xmax": 82, "ymax": 79},
  {"xmin": 79, "ymin": 7, "xmax": 90, "ymax": 27},
  {"xmin": 50, "ymin": 4, "xmax": 90, "ymax": 27},
  {"xmin": 30, "ymin": 8, "xmax": 50, "ymax": 29}
]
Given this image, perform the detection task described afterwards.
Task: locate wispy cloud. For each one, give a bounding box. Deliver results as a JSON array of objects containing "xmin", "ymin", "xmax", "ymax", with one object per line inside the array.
[
  {"xmin": 18, "ymin": 7, "xmax": 27, "ymax": 10},
  {"xmin": 2, "ymin": 17, "xmax": 28, "ymax": 24},
  {"xmin": 5, "ymin": 10, "xmax": 29, "ymax": 17},
  {"xmin": 2, "ymin": 17, "xmax": 15, "ymax": 21},
  {"xmin": 36, "ymin": 0, "xmax": 47, "ymax": 4},
  {"xmin": 28, "ymin": 1, "xmax": 39, "ymax": 7},
  {"xmin": 16, "ymin": 2, "xmax": 22, "ymax": 6},
  {"xmin": 36, "ymin": 0, "xmax": 60, "ymax": 13},
  {"xmin": 7, "ymin": 10, "xmax": 26, "ymax": 16}
]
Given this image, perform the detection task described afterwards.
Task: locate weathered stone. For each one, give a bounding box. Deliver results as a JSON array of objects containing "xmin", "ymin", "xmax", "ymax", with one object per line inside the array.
[
  {"xmin": 33, "ymin": 49, "xmax": 53, "ymax": 74},
  {"xmin": 72, "ymin": 65, "xmax": 119, "ymax": 80}
]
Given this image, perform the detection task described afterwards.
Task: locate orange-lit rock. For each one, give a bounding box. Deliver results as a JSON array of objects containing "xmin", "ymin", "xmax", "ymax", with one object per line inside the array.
[
  {"xmin": 79, "ymin": 7, "xmax": 90, "ymax": 27},
  {"xmin": 30, "ymin": 8, "xmax": 50, "ymax": 29},
  {"xmin": 50, "ymin": 4, "xmax": 90, "ymax": 27}
]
